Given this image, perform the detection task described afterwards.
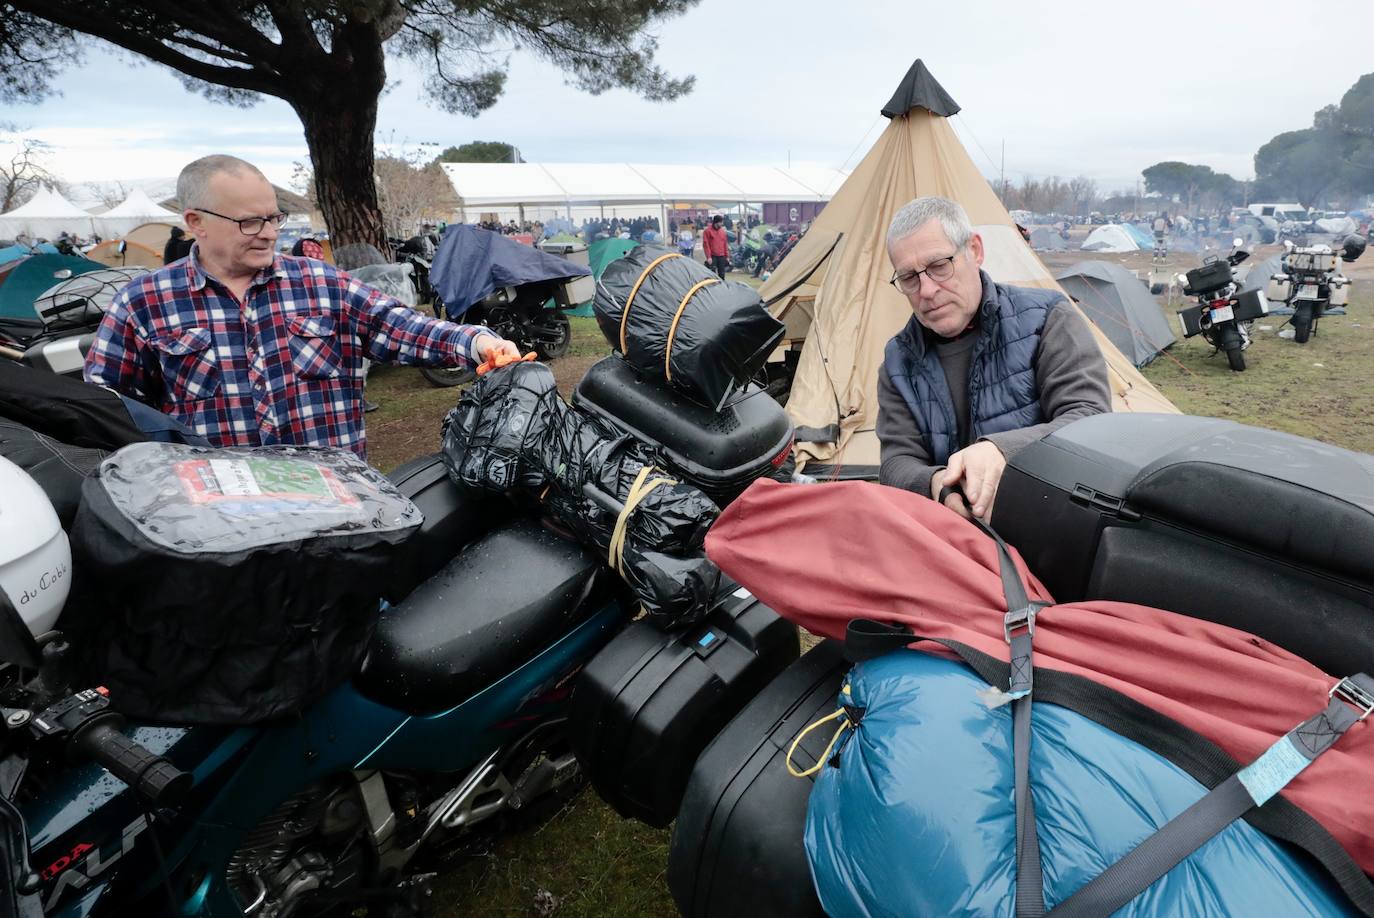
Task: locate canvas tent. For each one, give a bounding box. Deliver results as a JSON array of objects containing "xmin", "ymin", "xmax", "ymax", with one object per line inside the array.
[
  {"xmin": 95, "ymin": 188, "xmax": 182, "ymax": 238},
  {"xmin": 1055, "ymin": 261, "xmax": 1176, "ymax": 367},
  {"xmin": 1081, "ymin": 225, "xmax": 1142, "ymax": 253},
  {"xmin": 759, "ymin": 60, "xmax": 1176, "ymax": 475},
  {"xmin": 0, "ymin": 187, "xmax": 95, "ymax": 241}
]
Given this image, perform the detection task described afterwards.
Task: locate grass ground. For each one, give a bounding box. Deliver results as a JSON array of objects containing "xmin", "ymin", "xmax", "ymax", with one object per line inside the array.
[{"xmin": 366, "ymin": 259, "xmax": 1374, "ymax": 917}]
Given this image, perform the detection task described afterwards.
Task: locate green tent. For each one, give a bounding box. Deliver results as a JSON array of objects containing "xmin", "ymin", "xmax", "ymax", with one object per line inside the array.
[
  {"xmin": 0, "ymin": 254, "xmax": 105, "ymax": 322},
  {"xmin": 561, "ymin": 237, "xmax": 638, "ymax": 317}
]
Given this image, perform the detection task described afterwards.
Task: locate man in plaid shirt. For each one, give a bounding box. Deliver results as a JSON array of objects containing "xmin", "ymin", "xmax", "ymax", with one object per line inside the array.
[{"xmin": 85, "ymin": 154, "xmax": 519, "ymax": 459}]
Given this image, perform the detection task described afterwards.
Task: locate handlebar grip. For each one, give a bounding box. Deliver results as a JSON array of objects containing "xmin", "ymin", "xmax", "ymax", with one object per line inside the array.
[{"xmin": 71, "ymin": 720, "xmax": 192, "ymax": 808}]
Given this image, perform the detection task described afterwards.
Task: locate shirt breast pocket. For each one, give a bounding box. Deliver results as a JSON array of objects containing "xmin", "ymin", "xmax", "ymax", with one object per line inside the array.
[
  {"xmin": 151, "ymin": 327, "xmax": 220, "ymax": 401},
  {"xmin": 288, "ymin": 315, "xmax": 342, "ymax": 380}
]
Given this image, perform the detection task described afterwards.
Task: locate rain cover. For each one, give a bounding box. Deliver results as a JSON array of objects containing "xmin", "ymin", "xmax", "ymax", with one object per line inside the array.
[
  {"xmin": 807, "ymin": 651, "xmax": 1356, "ymax": 917},
  {"xmin": 67, "ymin": 443, "xmax": 421, "ymax": 723},
  {"xmin": 595, "ymin": 246, "xmax": 784, "ymax": 410},
  {"xmin": 442, "ymin": 362, "xmax": 720, "ymax": 626}
]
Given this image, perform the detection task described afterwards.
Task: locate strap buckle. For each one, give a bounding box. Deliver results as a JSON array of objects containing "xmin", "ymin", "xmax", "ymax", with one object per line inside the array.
[
  {"xmin": 1004, "ymin": 605, "xmax": 1037, "ymax": 643},
  {"xmin": 1331, "ymin": 677, "xmax": 1374, "ymax": 721}
]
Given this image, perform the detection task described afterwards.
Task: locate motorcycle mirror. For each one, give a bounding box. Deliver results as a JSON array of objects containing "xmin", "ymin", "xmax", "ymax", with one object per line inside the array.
[
  {"xmin": 1232, "ymin": 237, "xmax": 1244, "ymax": 248},
  {"xmin": 0, "ymin": 588, "xmax": 41, "ymax": 671}
]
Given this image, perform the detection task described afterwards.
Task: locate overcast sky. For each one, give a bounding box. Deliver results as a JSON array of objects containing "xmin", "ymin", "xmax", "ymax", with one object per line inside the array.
[{"xmin": 4, "ymin": 0, "xmax": 1372, "ymax": 195}]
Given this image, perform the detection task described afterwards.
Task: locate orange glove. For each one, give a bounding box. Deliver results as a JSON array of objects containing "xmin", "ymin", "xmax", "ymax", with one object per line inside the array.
[{"xmin": 476, "ymin": 350, "xmax": 536, "ymax": 377}]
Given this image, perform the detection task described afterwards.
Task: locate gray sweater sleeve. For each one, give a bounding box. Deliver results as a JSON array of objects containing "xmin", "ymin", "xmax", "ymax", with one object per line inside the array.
[
  {"xmin": 876, "ymin": 364, "xmax": 943, "ymax": 495},
  {"xmin": 979, "ymin": 299, "xmax": 1112, "ymax": 460}
]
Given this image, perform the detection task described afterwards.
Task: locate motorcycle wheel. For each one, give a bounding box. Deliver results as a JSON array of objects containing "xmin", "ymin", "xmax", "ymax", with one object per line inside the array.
[
  {"xmin": 1226, "ymin": 346, "xmax": 1246, "ymax": 371},
  {"xmin": 420, "ymin": 301, "xmax": 478, "ymax": 388},
  {"xmin": 533, "ymin": 313, "xmax": 572, "ymax": 360},
  {"xmin": 1292, "ymin": 306, "xmax": 1313, "ymax": 344}
]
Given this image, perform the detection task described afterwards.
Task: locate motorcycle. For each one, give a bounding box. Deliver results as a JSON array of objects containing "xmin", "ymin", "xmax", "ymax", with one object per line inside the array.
[
  {"xmin": 1264, "ymin": 235, "xmax": 1367, "ymax": 343},
  {"xmin": 0, "ymin": 268, "xmax": 145, "ymax": 378},
  {"xmin": 1175, "ymin": 240, "xmax": 1266, "ymax": 372}
]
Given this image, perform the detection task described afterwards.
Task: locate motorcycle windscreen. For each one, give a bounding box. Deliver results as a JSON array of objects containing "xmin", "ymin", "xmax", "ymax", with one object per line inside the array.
[{"xmin": 595, "ymin": 246, "xmax": 784, "ymax": 411}]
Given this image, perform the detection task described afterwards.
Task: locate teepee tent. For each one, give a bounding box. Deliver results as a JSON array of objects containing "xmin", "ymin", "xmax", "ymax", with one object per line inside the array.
[
  {"xmin": 0, "ymin": 187, "xmax": 96, "ymax": 241},
  {"xmin": 760, "ymin": 60, "xmax": 1176, "ymax": 475},
  {"xmin": 95, "ymin": 188, "xmax": 182, "ymax": 238}
]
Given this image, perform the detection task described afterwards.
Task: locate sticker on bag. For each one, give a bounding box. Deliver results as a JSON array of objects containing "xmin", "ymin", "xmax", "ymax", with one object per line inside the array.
[{"xmin": 177, "ymin": 457, "xmax": 360, "ymax": 507}]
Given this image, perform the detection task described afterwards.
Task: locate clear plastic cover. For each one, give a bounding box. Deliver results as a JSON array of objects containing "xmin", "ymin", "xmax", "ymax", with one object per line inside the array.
[{"xmin": 94, "ymin": 442, "xmax": 423, "ymax": 553}]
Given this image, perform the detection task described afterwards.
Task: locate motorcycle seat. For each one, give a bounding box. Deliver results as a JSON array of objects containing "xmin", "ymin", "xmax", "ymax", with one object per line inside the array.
[{"xmin": 356, "ymin": 517, "xmax": 612, "ymax": 715}]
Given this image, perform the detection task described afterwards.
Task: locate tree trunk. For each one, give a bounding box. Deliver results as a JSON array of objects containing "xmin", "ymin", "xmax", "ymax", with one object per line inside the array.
[{"xmin": 294, "ymin": 95, "xmax": 389, "ymax": 254}]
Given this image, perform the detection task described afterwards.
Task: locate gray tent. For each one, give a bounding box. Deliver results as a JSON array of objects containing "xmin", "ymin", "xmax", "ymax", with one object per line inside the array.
[
  {"xmin": 1055, "ymin": 260, "xmax": 1177, "ymax": 367},
  {"xmin": 1029, "ymin": 226, "xmax": 1066, "ymax": 252}
]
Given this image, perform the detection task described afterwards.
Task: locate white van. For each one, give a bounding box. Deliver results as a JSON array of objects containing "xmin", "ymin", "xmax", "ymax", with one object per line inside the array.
[{"xmin": 1249, "ymin": 202, "xmax": 1308, "ymax": 223}]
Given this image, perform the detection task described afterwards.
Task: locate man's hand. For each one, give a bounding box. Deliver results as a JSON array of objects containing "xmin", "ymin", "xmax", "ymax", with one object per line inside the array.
[
  {"xmin": 929, "ymin": 468, "xmax": 972, "ymax": 520},
  {"xmin": 941, "ymin": 441, "xmax": 1007, "ymax": 521},
  {"xmin": 474, "ymin": 335, "xmax": 521, "ymax": 363}
]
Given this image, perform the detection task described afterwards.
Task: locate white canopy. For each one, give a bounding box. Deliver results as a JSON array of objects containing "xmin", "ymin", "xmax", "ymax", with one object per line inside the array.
[
  {"xmin": 0, "ymin": 187, "xmax": 95, "ymax": 241},
  {"xmin": 96, "ymin": 188, "xmax": 183, "ymax": 238},
  {"xmin": 440, "ymin": 162, "xmax": 849, "ymax": 210}
]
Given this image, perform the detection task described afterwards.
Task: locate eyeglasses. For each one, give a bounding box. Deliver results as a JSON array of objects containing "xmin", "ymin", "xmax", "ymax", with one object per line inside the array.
[
  {"xmin": 890, "ymin": 250, "xmax": 961, "ymax": 295},
  {"xmin": 194, "ymin": 208, "xmax": 288, "ymax": 236}
]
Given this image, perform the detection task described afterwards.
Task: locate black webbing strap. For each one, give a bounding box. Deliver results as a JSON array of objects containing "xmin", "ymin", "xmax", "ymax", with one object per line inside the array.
[
  {"xmin": 1048, "ymin": 672, "xmax": 1374, "ymax": 917},
  {"xmin": 850, "ymin": 505, "xmax": 1048, "ymax": 917}
]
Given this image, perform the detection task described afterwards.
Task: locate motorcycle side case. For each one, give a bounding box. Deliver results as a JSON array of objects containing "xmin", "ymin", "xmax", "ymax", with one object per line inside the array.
[
  {"xmin": 666, "ymin": 640, "xmax": 845, "ymax": 918},
  {"xmin": 20, "ymin": 332, "xmax": 95, "ymax": 378},
  {"xmin": 569, "ymin": 581, "xmax": 801, "ymax": 826},
  {"xmin": 386, "ymin": 453, "xmax": 503, "ymax": 599},
  {"xmin": 571, "ymin": 355, "xmax": 794, "ymax": 505},
  {"xmin": 993, "ymin": 413, "xmax": 1374, "ymax": 676},
  {"xmin": 1175, "ymin": 288, "xmax": 1267, "ymax": 338}
]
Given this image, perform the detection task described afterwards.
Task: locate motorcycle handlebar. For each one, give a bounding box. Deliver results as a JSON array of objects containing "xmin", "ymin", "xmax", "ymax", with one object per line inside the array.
[{"xmin": 70, "ymin": 719, "xmax": 192, "ymax": 808}]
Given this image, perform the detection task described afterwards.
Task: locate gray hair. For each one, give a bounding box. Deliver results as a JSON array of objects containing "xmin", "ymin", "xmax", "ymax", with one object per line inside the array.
[
  {"xmin": 887, "ymin": 196, "xmax": 973, "ymax": 250},
  {"xmin": 176, "ymin": 154, "xmax": 268, "ymax": 210}
]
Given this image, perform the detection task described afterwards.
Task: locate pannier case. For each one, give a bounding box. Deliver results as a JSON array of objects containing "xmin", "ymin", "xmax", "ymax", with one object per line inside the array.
[
  {"xmin": 1176, "ymin": 288, "xmax": 1268, "ymax": 338},
  {"xmin": 569, "ymin": 582, "xmax": 800, "ymax": 826},
  {"xmin": 993, "ymin": 413, "xmax": 1374, "ymax": 676},
  {"xmin": 572, "ymin": 356, "xmax": 794, "ymax": 504},
  {"xmin": 665, "ymin": 641, "xmax": 845, "ymax": 918}
]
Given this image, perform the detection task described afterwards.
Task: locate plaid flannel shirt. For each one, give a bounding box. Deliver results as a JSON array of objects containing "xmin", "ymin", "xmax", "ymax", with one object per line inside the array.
[{"xmin": 84, "ymin": 249, "xmax": 485, "ymax": 458}]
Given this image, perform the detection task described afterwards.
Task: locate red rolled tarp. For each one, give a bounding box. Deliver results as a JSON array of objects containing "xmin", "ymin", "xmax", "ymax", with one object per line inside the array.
[{"xmin": 704, "ymin": 478, "xmax": 1374, "ymax": 873}]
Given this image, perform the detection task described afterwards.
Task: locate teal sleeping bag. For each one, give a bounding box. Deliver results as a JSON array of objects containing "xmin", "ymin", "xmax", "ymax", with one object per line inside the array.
[{"xmin": 805, "ymin": 651, "xmax": 1356, "ymax": 916}]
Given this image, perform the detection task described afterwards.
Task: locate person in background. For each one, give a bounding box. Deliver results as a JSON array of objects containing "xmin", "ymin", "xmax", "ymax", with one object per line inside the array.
[
  {"xmin": 703, "ymin": 214, "xmax": 730, "ymax": 280},
  {"xmin": 86, "ymin": 154, "xmax": 519, "ymax": 459},
  {"xmin": 162, "ymin": 226, "xmax": 194, "ymax": 264}
]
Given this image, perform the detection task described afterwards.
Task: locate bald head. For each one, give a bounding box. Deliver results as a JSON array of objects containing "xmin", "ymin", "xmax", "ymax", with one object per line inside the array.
[{"xmin": 177, "ymin": 154, "xmax": 268, "ymax": 211}]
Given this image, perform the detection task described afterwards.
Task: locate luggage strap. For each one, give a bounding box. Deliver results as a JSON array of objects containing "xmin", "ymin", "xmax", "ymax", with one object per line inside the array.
[
  {"xmin": 607, "ymin": 465, "xmax": 677, "ymax": 577},
  {"xmin": 664, "ymin": 278, "xmax": 719, "ymax": 382},
  {"xmin": 619, "ymin": 252, "xmax": 682, "ymax": 353},
  {"xmin": 1048, "ymin": 671, "xmax": 1374, "ymax": 917},
  {"xmin": 846, "ymin": 514, "xmax": 1049, "ymax": 917}
]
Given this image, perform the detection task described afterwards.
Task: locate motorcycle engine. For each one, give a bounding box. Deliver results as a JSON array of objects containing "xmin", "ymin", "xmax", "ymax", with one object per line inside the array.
[{"xmin": 227, "ymin": 781, "xmax": 366, "ymax": 916}]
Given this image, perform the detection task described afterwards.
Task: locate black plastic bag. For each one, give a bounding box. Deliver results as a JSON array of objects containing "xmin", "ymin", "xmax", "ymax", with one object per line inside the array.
[
  {"xmin": 442, "ymin": 362, "xmax": 721, "ymax": 627},
  {"xmin": 595, "ymin": 245, "xmax": 784, "ymax": 410}
]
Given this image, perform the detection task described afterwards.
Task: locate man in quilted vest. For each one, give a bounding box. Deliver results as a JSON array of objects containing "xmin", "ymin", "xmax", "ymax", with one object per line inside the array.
[{"xmin": 876, "ymin": 196, "xmax": 1109, "ymax": 521}]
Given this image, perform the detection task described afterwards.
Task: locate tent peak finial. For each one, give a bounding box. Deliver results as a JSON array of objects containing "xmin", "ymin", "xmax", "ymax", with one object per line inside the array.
[{"xmin": 881, "ymin": 60, "xmax": 961, "ymax": 119}]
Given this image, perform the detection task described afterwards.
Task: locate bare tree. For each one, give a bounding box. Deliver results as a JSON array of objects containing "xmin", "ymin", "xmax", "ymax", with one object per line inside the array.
[
  {"xmin": 80, "ymin": 180, "xmax": 131, "ymax": 210},
  {"xmin": 1068, "ymin": 175, "xmax": 1098, "ymax": 216},
  {"xmin": 375, "ymin": 154, "xmax": 452, "ymax": 239},
  {"xmin": 0, "ymin": 123, "xmax": 60, "ymax": 211}
]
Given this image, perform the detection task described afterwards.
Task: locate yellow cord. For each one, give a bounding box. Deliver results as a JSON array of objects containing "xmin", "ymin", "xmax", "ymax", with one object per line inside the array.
[
  {"xmin": 619, "ymin": 252, "xmax": 682, "ymax": 353},
  {"xmin": 663, "ymin": 278, "xmax": 719, "ymax": 381},
  {"xmin": 608, "ymin": 465, "xmax": 677, "ymax": 576},
  {"xmin": 786, "ymin": 707, "xmax": 852, "ymax": 778}
]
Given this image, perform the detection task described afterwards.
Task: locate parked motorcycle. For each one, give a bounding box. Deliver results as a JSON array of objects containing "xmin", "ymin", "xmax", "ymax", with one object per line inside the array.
[
  {"xmin": 0, "ymin": 268, "xmax": 145, "ymax": 378},
  {"xmin": 1263, "ymin": 235, "xmax": 1367, "ymax": 343},
  {"xmin": 1175, "ymin": 240, "xmax": 1266, "ymax": 372}
]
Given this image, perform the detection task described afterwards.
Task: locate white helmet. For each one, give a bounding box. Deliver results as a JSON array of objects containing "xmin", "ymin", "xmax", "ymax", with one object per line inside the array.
[{"xmin": 0, "ymin": 455, "xmax": 71, "ymax": 636}]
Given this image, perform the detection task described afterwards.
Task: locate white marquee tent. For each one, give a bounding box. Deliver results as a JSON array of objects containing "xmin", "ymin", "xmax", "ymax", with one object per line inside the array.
[
  {"xmin": 440, "ymin": 162, "xmax": 849, "ymax": 223},
  {"xmin": 96, "ymin": 187, "xmax": 183, "ymax": 238},
  {"xmin": 0, "ymin": 187, "xmax": 96, "ymax": 240}
]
